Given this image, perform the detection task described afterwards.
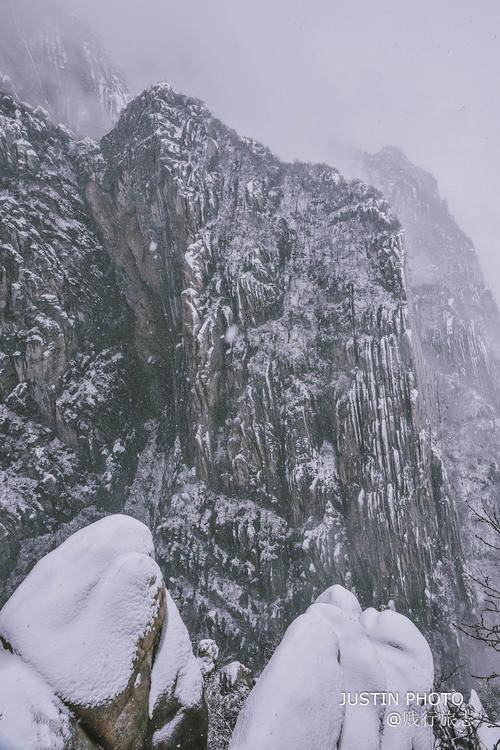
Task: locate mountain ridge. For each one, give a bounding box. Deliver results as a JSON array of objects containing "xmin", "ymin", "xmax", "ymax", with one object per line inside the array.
[{"xmin": 0, "ymin": 78, "xmax": 478, "ymax": 681}]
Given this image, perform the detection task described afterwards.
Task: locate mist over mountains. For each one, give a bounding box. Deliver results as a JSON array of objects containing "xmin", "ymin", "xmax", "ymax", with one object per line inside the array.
[
  {"xmin": 0, "ymin": 3, "xmax": 498, "ymax": 748},
  {"xmin": 22, "ymin": 0, "xmax": 499, "ymax": 307}
]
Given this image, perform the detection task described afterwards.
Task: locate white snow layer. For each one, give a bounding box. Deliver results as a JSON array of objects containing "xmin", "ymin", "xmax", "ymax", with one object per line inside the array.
[
  {"xmin": 0, "ymin": 514, "xmax": 163, "ymax": 707},
  {"xmin": 0, "ymin": 647, "xmax": 74, "ymax": 750},
  {"xmin": 149, "ymin": 589, "xmax": 204, "ymax": 716},
  {"xmin": 229, "ymin": 584, "xmax": 434, "ymax": 750}
]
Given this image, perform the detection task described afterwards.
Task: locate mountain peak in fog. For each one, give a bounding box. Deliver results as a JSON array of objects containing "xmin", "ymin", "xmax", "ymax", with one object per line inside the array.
[{"xmin": 0, "ymin": 1, "xmax": 128, "ymax": 138}]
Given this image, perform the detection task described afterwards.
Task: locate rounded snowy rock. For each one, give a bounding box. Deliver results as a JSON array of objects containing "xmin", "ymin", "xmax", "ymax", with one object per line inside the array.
[{"xmin": 0, "ymin": 514, "xmax": 163, "ymax": 707}]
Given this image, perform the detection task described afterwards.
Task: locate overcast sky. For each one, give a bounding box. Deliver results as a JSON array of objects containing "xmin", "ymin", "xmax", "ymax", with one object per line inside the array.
[{"xmin": 19, "ymin": 0, "xmax": 500, "ymax": 299}]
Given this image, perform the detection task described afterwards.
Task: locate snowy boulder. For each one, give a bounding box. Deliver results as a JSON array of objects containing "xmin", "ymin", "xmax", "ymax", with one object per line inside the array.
[
  {"xmin": 0, "ymin": 514, "xmax": 207, "ymax": 750},
  {"xmin": 229, "ymin": 596, "xmax": 345, "ymax": 749},
  {"xmin": 229, "ymin": 584, "xmax": 434, "ymax": 750},
  {"xmin": 219, "ymin": 662, "xmax": 254, "ymax": 695},
  {"xmin": 197, "ymin": 638, "xmax": 219, "ymax": 676},
  {"xmin": 0, "ymin": 514, "xmax": 163, "ymax": 749}
]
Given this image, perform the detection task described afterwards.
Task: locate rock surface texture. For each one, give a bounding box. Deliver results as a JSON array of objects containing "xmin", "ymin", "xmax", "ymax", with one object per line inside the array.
[
  {"xmin": 0, "ymin": 86, "xmax": 152, "ymax": 604},
  {"xmin": 0, "ymin": 73, "xmax": 486, "ymax": 681},
  {"xmin": 229, "ymin": 584, "xmax": 434, "ymax": 750},
  {"xmin": 0, "ymin": 514, "xmax": 207, "ymax": 750},
  {"xmin": 364, "ymin": 147, "xmax": 500, "ymax": 673},
  {"xmin": 88, "ymin": 83, "xmax": 469, "ymax": 669}
]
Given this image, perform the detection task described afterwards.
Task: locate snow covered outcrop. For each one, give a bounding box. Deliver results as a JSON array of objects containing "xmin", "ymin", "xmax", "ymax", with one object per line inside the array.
[
  {"xmin": 202, "ymin": 647, "xmax": 254, "ymax": 750},
  {"xmin": 197, "ymin": 639, "xmax": 220, "ymax": 676},
  {"xmin": 0, "ymin": 514, "xmax": 207, "ymax": 750},
  {"xmin": 229, "ymin": 584, "xmax": 434, "ymax": 750},
  {"xmin": 149, "ymin": 590, "xmax": 208, "ymax": 749}
]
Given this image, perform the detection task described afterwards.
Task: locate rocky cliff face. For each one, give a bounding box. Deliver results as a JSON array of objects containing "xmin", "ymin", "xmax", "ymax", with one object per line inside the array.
[
  {"xmin": 86, "ymin": 84, "xmax": 471, "ymax": 669},
  {"xmin": 364, "ymin": 146, "xmax": 500, "ymax": 617},
  {"xmin": 0, "ymin": 88, "xmax": 155, "ymax": 597},
  {"xmin": 0, "ymin": 79, "xmax": 472, "ymax": 676}
]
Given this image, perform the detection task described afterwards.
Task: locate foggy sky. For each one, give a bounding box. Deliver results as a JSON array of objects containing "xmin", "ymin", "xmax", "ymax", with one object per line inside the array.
[{"xmin": 8, "ymin": 0, "xmax": 500, "ymax": 300}]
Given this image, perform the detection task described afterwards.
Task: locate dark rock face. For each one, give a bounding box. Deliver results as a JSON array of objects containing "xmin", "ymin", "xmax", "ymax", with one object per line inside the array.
[
  {"xmin": 90, "ymin": 85, "xmax": 468, "ymax": 667},
  {"xmin": 0, "ymin": 91, "xmax": 153, "ymax": 598},
  {"xmin": 364, "ymin": 146, "xmax": 500, "ymax": 619},
  {"xmin": 0, "ymin": 82, "xmax": 473, "ymax": 677}
]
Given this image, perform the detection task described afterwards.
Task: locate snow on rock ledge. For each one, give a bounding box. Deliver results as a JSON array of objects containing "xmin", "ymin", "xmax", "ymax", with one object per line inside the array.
[
  {"xmin": 0, "ymin": 514, "xmax": 207, "ymax": 750},
  {"xmin": 149, "ymin": 591, "xmax": 208, "ymax": 749},
  {"xmin": 229, "ymin": 585, "xmax": 434, "ymax": 750}
]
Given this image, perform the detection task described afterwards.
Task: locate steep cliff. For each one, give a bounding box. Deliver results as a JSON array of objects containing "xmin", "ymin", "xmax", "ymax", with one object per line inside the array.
[
  {"xmin": 88, "ymin": 85, "xmax": 469, "ymax": 669},
  {"xmin": 0, "ymin": 82, "xmax": 471, "ymax": 677},
  {"xmin": 0, "ymin": 89, "xmax": 154, "ymax": 596},
  {"xmin": 364, "ymin": 146, "xmax": 500, "ymax": 617}
]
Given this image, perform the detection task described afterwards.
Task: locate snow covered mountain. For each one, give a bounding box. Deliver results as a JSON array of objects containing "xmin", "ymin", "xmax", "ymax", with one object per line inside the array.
[
  {"xmin": 2, "ymin": 0, "xmax": 500, "ymax": 736},
  {"xmin": 0, "ymin": 79, "xmax": 474, "ymax": 684},
  {"xmin": 0, "ymin": 3, "xmax": 128, "ymax": 137}
]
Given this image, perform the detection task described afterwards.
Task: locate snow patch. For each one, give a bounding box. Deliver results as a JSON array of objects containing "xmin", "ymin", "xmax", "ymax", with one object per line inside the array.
[
  {"xmin": 149, "ymin": 590, "xmax": 204, "ymax": 717},
  {"xmin": 0, "ymin": 647, "xmax": 73, "ymax": 750}
]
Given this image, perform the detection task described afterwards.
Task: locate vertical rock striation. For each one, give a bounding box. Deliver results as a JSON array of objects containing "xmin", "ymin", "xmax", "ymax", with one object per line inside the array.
[
  {"xmin": 86, "ymin": 85, "xmax": 469, "ymax": 669},
  {"xmin": 364, "ymin": 146, "xmax": 500, "ymax": 634},
  {"xmin": 0, "ymin": 79, "xmax": 474, "ymax": 676}
]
